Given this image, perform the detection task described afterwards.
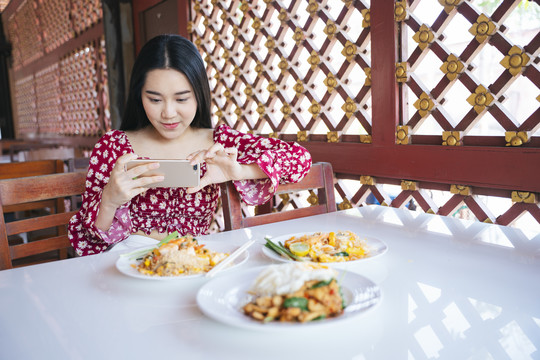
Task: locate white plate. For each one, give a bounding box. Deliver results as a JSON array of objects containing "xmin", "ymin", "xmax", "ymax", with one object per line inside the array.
[
  {"xmin": 196, "ymin": 266, "xmax": 381, "ymax": 331},
  {"xmin": 262, "ymin": 232, "xmax": 388, "ymax": 265},
  {"xmin": 115, "ymin": 240, "xmax": 249, "ymax": 281}
]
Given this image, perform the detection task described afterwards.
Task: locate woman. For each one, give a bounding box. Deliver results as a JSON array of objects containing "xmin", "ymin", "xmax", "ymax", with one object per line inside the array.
[{"xmin": 68, "ymin": 34, "xmax": 312, "ymax": 256}]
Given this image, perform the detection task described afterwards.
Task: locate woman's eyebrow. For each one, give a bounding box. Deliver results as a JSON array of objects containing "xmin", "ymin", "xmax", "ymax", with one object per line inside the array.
[{"xmin": 144, "ymin": 90, "xmax": 191, "ymax": 96}]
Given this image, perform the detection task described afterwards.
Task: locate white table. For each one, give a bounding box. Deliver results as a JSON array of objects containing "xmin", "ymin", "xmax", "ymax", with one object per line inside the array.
[{"xmin": 1, "ymin": 205, "xmax": 539, "ymax": 360}]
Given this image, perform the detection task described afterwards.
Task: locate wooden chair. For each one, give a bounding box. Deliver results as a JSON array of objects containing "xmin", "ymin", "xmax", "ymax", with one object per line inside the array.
[
  {"xmin": 0, "ymin": 172, "xmax": 87, "ymax": 270},
  {"xmin": 1, "ymin": 139, "xmax": 40, "ymax": 157},
  {"xmin": 220, "ymin": 162, "xmax": 337, "ymax": 230},
  {"xmin": 1, "ymin": 159, "xmax": 67, "ymax": 248},
  {"xmin": 0, "ymin": 159, "xmax": 64, "ymax": 180},
  {"xmin": 22, "ymin": 147, "xmax": 76, "ymax": 162},
  {"xmin": 9, "ymin": 143, "xmax": 62, "ymax": 162},
  {"xmin": 67, "ymin": 157, "xmax": 90, "ymax": 210},
  {"xmin": 0, "ymin": 159, "xmax": 65, "ymax": 215}
]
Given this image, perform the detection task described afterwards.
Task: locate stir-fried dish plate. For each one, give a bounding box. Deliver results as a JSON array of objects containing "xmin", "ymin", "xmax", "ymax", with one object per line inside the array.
[
  {"xmin": 196, "ymin": 266, "xmax": 381, "ymax": 331},
  {"xmin": 262, "ymin": 231, "xmax": 387, "ymax": 265},
  {"xmin": 116, "ymin": 237, "xmax": 249, "ymax": 281}
]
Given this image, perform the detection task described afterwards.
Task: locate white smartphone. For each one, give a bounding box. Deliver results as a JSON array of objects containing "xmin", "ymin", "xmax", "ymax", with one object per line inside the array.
[{"xmin": 125, "ymin": 159, "xmax": 200, "ymax": 188}]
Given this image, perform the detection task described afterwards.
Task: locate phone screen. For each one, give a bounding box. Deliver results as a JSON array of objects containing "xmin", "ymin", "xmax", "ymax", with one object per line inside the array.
[{"xmin": 125, "ymin": 159, "xmax": 200, "ymax": 188}]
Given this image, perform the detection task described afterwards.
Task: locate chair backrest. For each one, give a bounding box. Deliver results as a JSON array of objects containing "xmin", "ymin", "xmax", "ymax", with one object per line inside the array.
[
  {"xmin": 21, "ymin": 147, "xmax": 76, "ymax": 162},
  {"xmin": 0, "ymin": 159, "xmax": 64, "ymax": 180},
  {"xmin": 1, "ymin": 139, "xmax": 40, "ymax": 159},
  {"xmin": 0, "ymin": 159, "xmax": 65, "ymax": 213},
  {"xmin": 67, "ymin": 157, "xmax": 90, "ymax": 209},
  {"xmin": 9, "ymin": 143, "xmax": 63, "ymax": 162},
  {"xmin": 0, "ymin": 172, "xmax": 87, "ymax": 270},
  {"xmin": 220, "ymin": 162, "xmax": 336, "ymax": 231}
]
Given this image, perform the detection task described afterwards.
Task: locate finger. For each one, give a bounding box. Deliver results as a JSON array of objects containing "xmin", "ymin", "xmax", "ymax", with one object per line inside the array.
[
  {"xmin": 206, "ymin": 142, "xmax": 225, "ymax": 157},
  {"xmin": 114, "ymin": 153, "xmax": 139, "ymax": 173},
  {"xmin": 188, "ymin": 143, "xmax": 226, "ymax": 165},
  {"xmin": 224, "ymin": 147, "xmax": 238, "ymax": 160},
  {"xmin": 190, "ymin": 147, "xmax": 220, "ymax": 164},
  {"xmin": 187, "ymin": 150, "xmax": 206, "ymax": 165},
  {"xmin": 203, "ymin": 150, "xmax": 217, "ymax": 160},
  {"xmin": 210, "ymin": 142, "xmax": 225, "ymax": 151},
  {"xmin": 186, "ymin": 185, "xmax": 204, "ymax": 194},
  {"xmin": 131, "ymin": 174, "xmax": 164, "ymax": 187},
  {"xmin": 126, "ymin": 161, "xmax": 160, "ymax": 178},
  {"xmin": 186, "ymin": 175, "xmax": 210, "ymax": 194},
  {"xmin": 129, "ymin": 186, "xmax": 150, "ymax": 199},
  {"xmin": 186, "ymin": 150, "xmax": 202, "ymax": 161}
]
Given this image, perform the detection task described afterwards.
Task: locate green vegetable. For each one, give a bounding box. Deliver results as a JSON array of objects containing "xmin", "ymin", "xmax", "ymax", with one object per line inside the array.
[
  {"xmin": 334, "ymin": 251, "xmax": 349, "ymax": 257},
  {"xmin": 310, "ymin": 279, "xmax": 333, "ymax": 289},
  {"xmin": 121, "ymin": 231, "xmax": 181, "ymax": 260},
  {"xmin": 282, "ymin": 297, "xmax": 309, "ymax": 311},
  {"xmin": 339, "ymin": 285, "xmax": 346, "ymax": 310},
  {"xmin": 264, "ymin": 237, "xmax": 304, "ymax": 261},
  {"xmin": 156, "ymin": 231, "xmax": 181, "ymax": 247},
  {"xmin": 312, "ymin": 314, "xmax": 326, "ymax": 321}
]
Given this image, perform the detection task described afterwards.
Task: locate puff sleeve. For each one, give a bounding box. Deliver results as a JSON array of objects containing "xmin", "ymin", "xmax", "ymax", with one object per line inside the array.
[
  {"xmin": 68, "ymin": 130, "xmax": 133, "ymax": 255},
  {"xmin": 213, "ymin": 124, "xmax": 312, "ymax": 205}
]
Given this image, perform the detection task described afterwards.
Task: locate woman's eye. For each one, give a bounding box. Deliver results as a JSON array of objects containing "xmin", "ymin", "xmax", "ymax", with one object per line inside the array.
[
  {"xmin": 148, "ymin": 98, "xmax": 161, "ymax": 103},
  {"xmin": 176, "ymin": 98, "xmax": 188, "ymax": 102}
]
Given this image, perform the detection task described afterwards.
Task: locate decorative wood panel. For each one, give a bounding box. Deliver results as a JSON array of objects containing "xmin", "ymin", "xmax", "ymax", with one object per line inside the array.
[
  {"xmin": 7, "ymin": 0, "xmax": 43, "ymax": 70},
  {"xmin": 34, "ymin": 63, "xmax": 61, "ymax": 134},
  {"xmin": 190, "ymin": 0, "xmax": 372, "ymax": 141},
  {"xmin": 4, "ymin": 0, "xmax": 109, "ymax": 138},
  {"xmin": 391, "ymin": 0, "xmax": 539, "ymax": 228},
  {"xmin": 36, "ymin": 0, "xmax": 73, "ymax": 53},
  {"xmin": 190, "ymin": 0, "xmax": 372, "ymax": 233},
  {"xmin": 60, "ymin": 38, "xmax": 110, "ymax": 136},
  {"xmin": 71, "ymin": 0, "xmax": 103, "ymax": 36},
  {"xmin": 190, "ymin": 0, "xmax": 539, "ymax": 233},
  {"xmin": 12, "ymin": 74, "xmax": 36, "ymax": 135},
  {"xmin": 401, "ymin": 0, "xmax": 539, "ymax": 146}
]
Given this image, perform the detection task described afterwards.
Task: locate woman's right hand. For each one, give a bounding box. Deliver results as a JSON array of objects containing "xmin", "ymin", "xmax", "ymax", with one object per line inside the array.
[{"xmin": 101, "ymin": 153, "xmax": 164, "ymax": 209}]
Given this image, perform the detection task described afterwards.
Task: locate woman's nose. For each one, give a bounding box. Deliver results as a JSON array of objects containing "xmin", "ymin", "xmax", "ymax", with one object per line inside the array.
[{"xmin": 161, "ymin": 102, "xmax": 176, "ymax": 118}]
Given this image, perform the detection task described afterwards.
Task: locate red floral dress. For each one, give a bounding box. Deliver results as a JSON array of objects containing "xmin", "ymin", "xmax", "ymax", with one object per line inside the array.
[{"xmin": 68, "ymin": 124, "xmax": 312, "ymax": 256}]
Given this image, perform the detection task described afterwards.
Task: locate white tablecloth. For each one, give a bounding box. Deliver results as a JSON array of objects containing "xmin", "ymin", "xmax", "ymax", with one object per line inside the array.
[{"xmin": 0, "ymin": 205, "xmax": 538, "ymax": 359}]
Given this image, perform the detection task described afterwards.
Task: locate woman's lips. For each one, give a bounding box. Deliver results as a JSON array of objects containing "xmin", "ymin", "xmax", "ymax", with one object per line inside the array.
[{"xmin": 162, "ymin": 122, "xmax": 180, "ymax": 130}]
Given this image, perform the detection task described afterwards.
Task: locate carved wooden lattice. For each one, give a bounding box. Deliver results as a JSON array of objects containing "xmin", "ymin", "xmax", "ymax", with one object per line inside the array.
[
  {"xmin": 6, "ymin": 0, "xmax": 108, "ymax": 137},
  {"xmin": 71, "ymin": 0, "xmax": 102, "ymax": 36},
  {"xmin": 34, "ymin": 63, "xmax": 62, "ymax": 134},
  {"xmin": 7, "ymin": 0, "xmax": 43, "ymax": 70},
  {"xmin": 36, "ymin": 0, "xmax": 73, "ymax": 53},
  {"xmin": 401, "ymin": 0, "xmax": 539, "ymax": 146},
  {"xmin": 60, "ymin": 39, "xmax": 110, "ymax": 136},
  {"xmin": 12, "ymin": 74, "xmax": 36, "ymax": 135},
  {"xmin": 12, "ymin": 37, "xmax": 109, "ymax": 137},
  {"xmin": 395, "ymin": 0, "xmax": 539, "ymax": 226},
  {"xmin": 190, "ymin": 0, "xmax": 372, "ymax": 232},
  {"xmin": 190, "ymin": 0, "xmax": 371, "ymax": 140},
  {"xmin": 335, "ymin": 1, "xmax": 539, "ymax": 229},
  {"xmin": 191, "ymin": 0, "xmax": 539, "ymax": 233}
]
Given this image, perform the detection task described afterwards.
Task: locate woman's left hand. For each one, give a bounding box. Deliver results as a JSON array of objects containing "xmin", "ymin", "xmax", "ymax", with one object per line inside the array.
[{"xmin": 186, "ymin": 143, "xmax": 243, "ymax": 193}]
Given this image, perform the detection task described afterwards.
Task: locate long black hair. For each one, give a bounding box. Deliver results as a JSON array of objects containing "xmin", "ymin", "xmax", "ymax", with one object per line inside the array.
[{"xmin": 120, "ymin": 34, "xmax": 212, "ymax": 130}]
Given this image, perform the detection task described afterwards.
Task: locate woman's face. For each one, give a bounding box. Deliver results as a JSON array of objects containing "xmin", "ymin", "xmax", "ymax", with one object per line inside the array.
[{"xmin": 141, "ymin": 68, "xmax": 198, "ymax": 140}]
